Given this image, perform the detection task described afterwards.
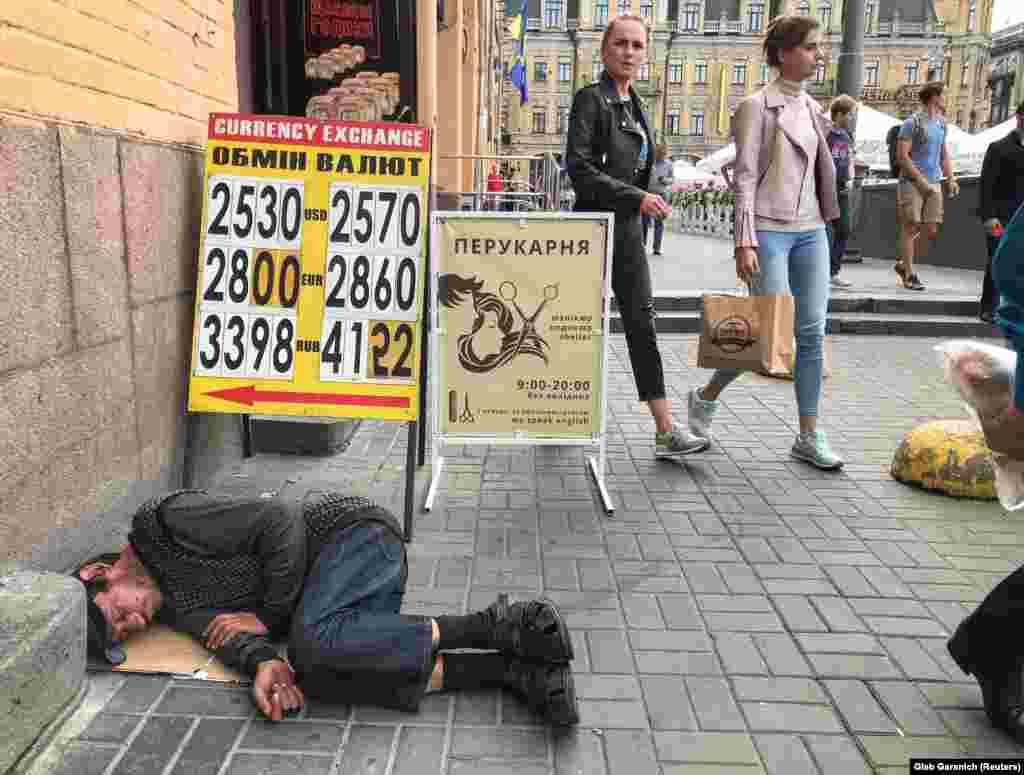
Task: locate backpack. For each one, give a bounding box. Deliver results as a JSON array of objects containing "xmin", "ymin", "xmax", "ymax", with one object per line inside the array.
[
  {"xmin": 886, "ymin": 112, "xmax": 946, "ymax": 179},
  {"xmin": 886, "ymin": 124, "xmax": 902, "ymax": 178}
]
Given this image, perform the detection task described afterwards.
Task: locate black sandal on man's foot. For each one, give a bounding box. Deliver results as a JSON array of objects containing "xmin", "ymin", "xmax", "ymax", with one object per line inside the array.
[
  {"xmin": 487, "ymin": 594, "xmax": 574, "ymax": 663},
  {"xmin": 504, "ymin": 659, "xmax": 579, "ymax": 725}
]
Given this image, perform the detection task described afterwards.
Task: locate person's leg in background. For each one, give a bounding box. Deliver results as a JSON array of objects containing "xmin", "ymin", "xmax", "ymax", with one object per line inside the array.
[
  {"xmin": 896, "ymin": 181, "xmax": 925, "ymax": 291},
  {"xmin": 830, "ymin": 192, "xmax": 852, "ymax": 288},
  {"xmin": 687, "ymin": 232, "xmax": 792, "ymax": 444},
  {"xmin": 652, "ymin": 215, "xmax": 665, "ymax": 255},
  {"xmin": 786, "ymin": 228, "xmax": 843, "ymax": 470},
  {"xmin": 642, "ymin": 214, "xmax": 651, "ymax": 247},
  {"xmin": 981, "ymin": 233, "xmax": 1000, "ymax": 322}
]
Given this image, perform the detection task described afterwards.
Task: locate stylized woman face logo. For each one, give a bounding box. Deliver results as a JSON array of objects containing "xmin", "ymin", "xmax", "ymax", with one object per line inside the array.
[{"xmin": 474, "ymin": 306, "xmax": 504, "ymax": 359}]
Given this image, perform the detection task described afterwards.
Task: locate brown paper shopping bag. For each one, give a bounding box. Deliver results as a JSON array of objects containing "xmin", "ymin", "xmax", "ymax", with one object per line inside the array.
[{"xmin": 697, "ymin": 293, "xmax": 795, "ymax": 373}]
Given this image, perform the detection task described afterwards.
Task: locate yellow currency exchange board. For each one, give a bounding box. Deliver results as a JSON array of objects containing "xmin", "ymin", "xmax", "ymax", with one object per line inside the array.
[{"xmin": 187, "ymin": 113, "xmax": 431, "ymax": 421}]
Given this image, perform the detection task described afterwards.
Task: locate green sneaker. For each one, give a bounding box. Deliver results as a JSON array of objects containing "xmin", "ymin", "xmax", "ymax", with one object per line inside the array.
[
  {"xmin": 790, "ymin": 431, "xmax": 844, "ymax": 470},
  {"xmin": 687, "ymin": 387, "xmax": 719, "ymax": 442},
  {"xmin": 655, "ymin": 423, "xmax": 710, "ymax": 459}
]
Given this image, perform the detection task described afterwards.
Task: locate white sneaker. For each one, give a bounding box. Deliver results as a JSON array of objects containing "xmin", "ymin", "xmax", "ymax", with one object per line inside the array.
[
  {"xmin": 790, "ymin": 431, "xmax": 844, "ymax": 470},
  {"xmin": 655, "ymin": 423, "xmax": 710, "ymax": 458},
  {"xmin": 687, "ymin": 388, "xmax": 719, "ymax": 442},
  {"xmin": 830, "ymin": 275, "xmax": 853, "ymax": 289}
]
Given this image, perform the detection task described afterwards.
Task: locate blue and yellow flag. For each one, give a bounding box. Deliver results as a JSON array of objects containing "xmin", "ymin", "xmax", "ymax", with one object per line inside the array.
[{"xmin": 507, "ymin": 0, "xmax": 528, "ymax": 105}]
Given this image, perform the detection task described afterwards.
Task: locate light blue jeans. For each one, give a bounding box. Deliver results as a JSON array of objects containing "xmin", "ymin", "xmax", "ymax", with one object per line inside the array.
[{"xmin": 709, "ymin": 228, "xmax": 830, "ymax": 417}]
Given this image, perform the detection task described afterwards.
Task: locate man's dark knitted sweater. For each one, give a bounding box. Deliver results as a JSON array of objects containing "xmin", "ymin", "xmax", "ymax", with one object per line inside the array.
[{"xmin": 128, "ymin": 489, "xmax": 404, "ymax": 677}]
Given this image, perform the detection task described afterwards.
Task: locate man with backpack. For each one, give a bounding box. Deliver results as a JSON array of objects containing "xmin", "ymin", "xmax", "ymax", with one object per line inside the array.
[{"xmin": 891, "ymin": 82, "xmax": 959, "ymax": 291}]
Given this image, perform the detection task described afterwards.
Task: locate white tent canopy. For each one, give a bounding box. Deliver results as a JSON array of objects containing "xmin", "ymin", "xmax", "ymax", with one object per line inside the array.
[
  {"xmin": 694, "ymin": 102, "xmax": 990, "ymax": 177},
  {"xmin": 672, "ymin": 160, "xmax": 725, "ymax": 186},
  {"xmin": 973, "ymin": 117, "xmax": 1017, "ymax": 146}
]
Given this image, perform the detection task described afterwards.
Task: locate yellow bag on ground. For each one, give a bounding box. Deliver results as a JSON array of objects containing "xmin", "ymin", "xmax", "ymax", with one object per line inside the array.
[{"xmin": 890, "ymin": 419, "xmax": 997, "ymax": 500}]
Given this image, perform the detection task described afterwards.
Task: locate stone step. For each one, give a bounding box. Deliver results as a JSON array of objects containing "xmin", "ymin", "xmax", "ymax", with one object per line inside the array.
[
  {"xmin": 610, "ymin": 293, "xmax": 983, "ymax": 318},
  {"xmin": 0, "ymin": 565, "xmax": 87, "ymax": 775},
  {"xmin": 609, "ymin": 311, "xmax": 1002, "ymax": 338}
]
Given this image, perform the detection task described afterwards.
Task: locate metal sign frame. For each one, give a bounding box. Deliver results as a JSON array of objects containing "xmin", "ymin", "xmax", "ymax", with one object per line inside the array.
[{"xmin": 423, "ymin": 211, "xmax": 615, "ymax": 514}]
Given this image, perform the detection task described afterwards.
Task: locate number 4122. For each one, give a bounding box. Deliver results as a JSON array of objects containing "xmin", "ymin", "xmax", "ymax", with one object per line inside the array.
[{"xmin": 319, "ymin": 320, "xmax": 415, "ymax": 382}]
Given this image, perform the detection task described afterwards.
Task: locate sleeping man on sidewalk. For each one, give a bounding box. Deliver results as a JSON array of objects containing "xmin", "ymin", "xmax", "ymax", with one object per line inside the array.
[{"xmin": 72, "ymin": 489, "xmax": 578, "ymax": 725}]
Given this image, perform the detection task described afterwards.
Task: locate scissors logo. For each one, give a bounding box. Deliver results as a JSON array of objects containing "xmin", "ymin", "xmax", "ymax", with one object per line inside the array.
[{"xmin": 438, "ymin": 274, "xmax": 559, "ymax": 373}]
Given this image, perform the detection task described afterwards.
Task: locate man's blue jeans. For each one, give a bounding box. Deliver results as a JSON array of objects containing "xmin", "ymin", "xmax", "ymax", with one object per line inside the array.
[
  {"xmin": 287, "ymin": 523, "xmax": 435, "ymax": 711},
  {"xmin": 643, "ymin": 214, "xmax": 665, "ymax": 253},
  {"xmin": 708, "ymin": 228, "xmax": 830, "ymax": 418}
]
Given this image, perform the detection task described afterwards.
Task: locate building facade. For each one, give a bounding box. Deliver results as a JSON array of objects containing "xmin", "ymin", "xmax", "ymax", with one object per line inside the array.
[
  {"xmin": 988, "ymin": 22, "xmax": 1024, "ymax": 125},
  {"xmin": 503, "ymin": 0, "xmax": 994, "ymax": 162},
  {"xmin": 0, "ymin": 0, "xmax": 501, "ymax": 567}
]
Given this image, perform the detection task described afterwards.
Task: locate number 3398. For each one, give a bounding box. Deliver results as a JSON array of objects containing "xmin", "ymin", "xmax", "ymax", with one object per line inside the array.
[{"xmin": 194, "ymin": 312, "xmax": 296, "ymax": 379}]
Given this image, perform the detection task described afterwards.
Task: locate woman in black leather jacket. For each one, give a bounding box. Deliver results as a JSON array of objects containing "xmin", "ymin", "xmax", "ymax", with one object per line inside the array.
[{"xmin": 566, "ymin": 14, "xmax": 706, "ymax": 458}]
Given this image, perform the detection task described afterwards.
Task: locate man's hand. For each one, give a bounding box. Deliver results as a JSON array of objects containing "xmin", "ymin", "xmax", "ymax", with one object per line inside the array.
[
  {"xmin": 946, "ymin": 178, "xmax": 960, "ymax": 198},
  {"xmin": 204, "ymin": 612, "xmax": 269, "ymax": 650},
  {"xmin": 735, "ymin": 247, "xmax": 760, "ymax": 286},
  {"xmin": 253, "ymin": 659, "xmax": 305, "ymax": 721}
]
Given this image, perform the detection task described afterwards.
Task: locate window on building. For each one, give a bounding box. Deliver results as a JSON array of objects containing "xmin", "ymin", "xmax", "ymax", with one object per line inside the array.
[
  {"xmin": 617, "ymin": 0, "xmax": 629, "ymax": 16},
  {"xmin": 533, "ymin": 110, "xmax": 546, "ymax": 133},
  {"xmin": 669, "ymin": 62, "xmax": 683, "ymax": 83},
  {"xmin": 733, "ymin": 63, "xmax": 746, "ymax": 85},
  {"xmin": 968, "ymin": 0, "xmax": 976, "ymax": 32},
  {"xmin": 865, "ymin": 61, "xmax": 879, "ymax": 86},
  {"xmin": 797, "ymin": 0, "xmax": 809, "ymax": 15},
  {"xmin": 640, "ymin": 0, "xmax": 653, "ymax": 19},
  {"xmin": 956, "ymin": 110, "xmax": 963, "ymax": 126},
  {"xmin": 695, "ymin": 61, "xmax": 707, "ymax": 84},
  {"xmin": 814, "ymin": 62, "xmax": 825, "ymax": 83},
  {"xmin": 748, "ymin": 2, "xmax": 764, "ymax": 32},
  {"xmin": 818, "ymin": 1, "xmax": 832, "ymax": 29},
  {"xmin": 666, "ymin": 111, "xmax": 680, "ymax": 134},
  {"xmin": 760, "ymin": 62, "xmax": 770, "ymax": 82},
  {"xmin": 595, "ymin": 0, "xmax": 608, "ymax": 25},
  {"xmin": 535, "ymin": 61, "xmax": 548, "ymax": 81},
  {"xmin": 683, "ymin": 3, "xmax": 699, "ymax": 30},
  {"xmin": 961, "ymin": 63, "xmax": 970, "ymax": 87},
  {"xmin": 865, "ymin": 2, "xmax": 875, "ymax": 31},
  {"xmin": 559, "ymin": 62, "xmax": 571, "ymax": 82},
  {"xmin": 544, "ymin": 0, "xmax": 562, "ymax": 27},
  {"xmin": 593, "ymin": 61, "xmax": 604, "ymax": 81},
  {"xmin": 558, "ymin": 107, "xmax": 569, "ymax": 133},
  {"xmin": 692, "ymin": 111, "xmax": 705, "ymax": 135},
  {"xmin": 639, "ymin": 63, "xmax": 650, "ymax": 81},
  {"xmin": 904, "ymin": 62, "xmax": 919, "ymax": 84}
]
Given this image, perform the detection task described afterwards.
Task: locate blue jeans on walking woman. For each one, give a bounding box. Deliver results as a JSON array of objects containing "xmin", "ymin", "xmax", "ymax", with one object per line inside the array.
[{"xmin": 709, "ymin": 228, "xmax": 830, "ymax": 417}]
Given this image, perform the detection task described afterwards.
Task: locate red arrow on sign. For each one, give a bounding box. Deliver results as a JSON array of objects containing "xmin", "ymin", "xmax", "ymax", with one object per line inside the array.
[{"xmin": 204, "ymin": 385, "xmax": 409, "ymax": 409}]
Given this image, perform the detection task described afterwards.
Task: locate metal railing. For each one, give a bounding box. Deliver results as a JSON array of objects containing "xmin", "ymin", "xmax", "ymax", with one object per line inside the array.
[{"xmin": 671, "ymin": 201, "xmax": 735, "ymax": 239}]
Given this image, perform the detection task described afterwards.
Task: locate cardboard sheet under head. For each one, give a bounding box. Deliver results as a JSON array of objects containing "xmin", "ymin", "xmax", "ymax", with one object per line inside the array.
[{"xmin": 95, "ymin": 624, "xmax": 285, "ymax": 684}]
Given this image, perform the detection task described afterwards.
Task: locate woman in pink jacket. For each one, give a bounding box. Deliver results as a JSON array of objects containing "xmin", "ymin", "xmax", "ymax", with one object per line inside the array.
[{"xmin": 686, "ymin": 15, "xmax": 844, "ymax": 470}]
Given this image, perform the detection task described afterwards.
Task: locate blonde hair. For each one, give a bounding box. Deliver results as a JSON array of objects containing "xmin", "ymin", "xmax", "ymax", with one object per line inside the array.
[{"xmin": 600, "ymin": 14, "xmax": 650, "ymax": 54}]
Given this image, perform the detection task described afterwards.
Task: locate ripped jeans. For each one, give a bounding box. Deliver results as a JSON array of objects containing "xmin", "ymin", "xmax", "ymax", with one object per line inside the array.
[{"xmin": 708, "ymin": 228, "xmax": 830, "ymax": 417}]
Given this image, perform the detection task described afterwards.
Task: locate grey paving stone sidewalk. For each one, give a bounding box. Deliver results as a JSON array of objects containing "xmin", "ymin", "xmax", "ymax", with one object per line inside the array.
[
  {"xmin": 655, "ymin": 228, "xmax": 987, "ymax": 299},
  {"xmin": 42, "ymin": 335, "xmax": 1024, "ymax": 775}
]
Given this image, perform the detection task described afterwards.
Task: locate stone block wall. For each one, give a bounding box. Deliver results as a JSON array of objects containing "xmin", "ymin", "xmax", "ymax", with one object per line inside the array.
[
  {"xmin": 0, "ymin": 0, "xmax": 238, "ymax": 147},
  {"xmin": 0, "ymin": 119, "xmax": 244, "ymax": 571}
]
